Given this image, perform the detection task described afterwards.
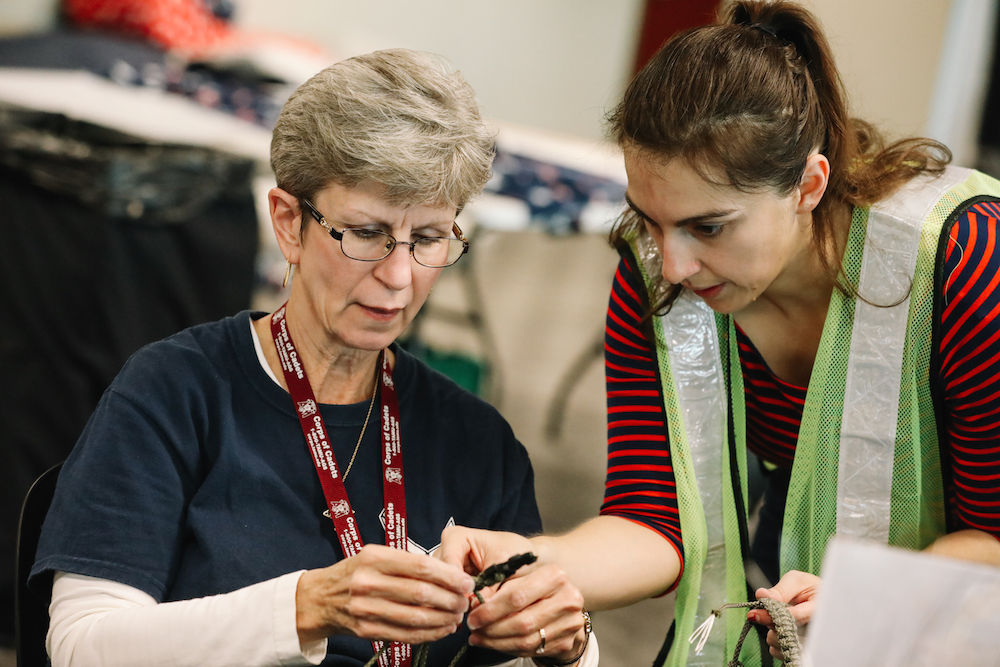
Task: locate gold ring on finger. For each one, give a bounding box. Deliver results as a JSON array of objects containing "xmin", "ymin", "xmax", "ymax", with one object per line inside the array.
[{"xmin": 535, "ymin": 627, "xmax": 546, "ymax": 654}]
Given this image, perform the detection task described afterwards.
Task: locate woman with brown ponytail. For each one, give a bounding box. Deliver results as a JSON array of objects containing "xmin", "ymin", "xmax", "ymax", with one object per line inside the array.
[{"xmin": 440, "ymin": 1, "xmax": 1000, "ymax": 665}]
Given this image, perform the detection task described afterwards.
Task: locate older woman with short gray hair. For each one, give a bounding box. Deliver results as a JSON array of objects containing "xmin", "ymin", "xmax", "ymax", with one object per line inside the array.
[{"xmin": 31, "ymin": 49, "xmax": 592, "ymax": 667}]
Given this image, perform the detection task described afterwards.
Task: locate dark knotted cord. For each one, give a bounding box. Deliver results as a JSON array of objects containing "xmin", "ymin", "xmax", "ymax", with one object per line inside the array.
[{"xmin": 364, "ymin": 553, "xmax": 539, "ymax": 667}]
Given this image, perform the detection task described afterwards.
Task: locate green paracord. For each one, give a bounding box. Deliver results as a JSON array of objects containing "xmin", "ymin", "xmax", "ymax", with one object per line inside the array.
[
  {"xmin": 363, "ymin": 553, "xmax": 539, "ymax": 667},
  {"xmin": 688, "ymin": 598, "xmax": 801, "ymax": 667}
]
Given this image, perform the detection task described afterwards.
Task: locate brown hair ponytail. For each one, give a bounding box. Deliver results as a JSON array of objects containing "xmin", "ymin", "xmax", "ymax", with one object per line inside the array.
[{"xmin": 609, "ymin": 0, "xmax": 950, "ymax": 313}]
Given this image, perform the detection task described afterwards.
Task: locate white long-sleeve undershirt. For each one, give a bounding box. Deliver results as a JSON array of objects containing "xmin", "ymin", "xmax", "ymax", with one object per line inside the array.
[
  {"xmin": 47, "ymin": 571, "xmax": 326, "ymax": 667},
  {"xmin": 46, "ymin": 572, "xmax": 598, "ymax": 667}
]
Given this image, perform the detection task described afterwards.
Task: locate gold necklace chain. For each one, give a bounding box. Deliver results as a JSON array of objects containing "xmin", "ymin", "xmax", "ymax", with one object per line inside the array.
[{"xmin": 342, "ymin": 363, "xmax": 380, "ymax": 480}]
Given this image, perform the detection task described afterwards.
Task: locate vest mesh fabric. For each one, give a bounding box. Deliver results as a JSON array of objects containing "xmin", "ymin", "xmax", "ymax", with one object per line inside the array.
[
  {"xmin": 782, "ymin": 170, "xmax": 1000, "ymax": 575},
  {"xmin": 779, "ymin": 203, "xmax": 865, "ymax": 575}
]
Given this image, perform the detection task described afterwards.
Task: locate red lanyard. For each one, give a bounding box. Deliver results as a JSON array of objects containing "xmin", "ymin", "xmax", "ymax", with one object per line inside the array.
[{"xmin": 270, "ymin": 304, "xmax": 410, "ymax": 667}]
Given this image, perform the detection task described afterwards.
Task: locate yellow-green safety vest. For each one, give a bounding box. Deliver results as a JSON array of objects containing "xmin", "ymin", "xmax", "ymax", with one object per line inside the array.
[{"xmin": 624, "ymin": 167, "xmax": 1000, "ymax": 667}]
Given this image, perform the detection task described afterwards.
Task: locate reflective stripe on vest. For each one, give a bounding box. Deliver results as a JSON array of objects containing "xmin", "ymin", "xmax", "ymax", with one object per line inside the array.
[
  {"xmin": 837, "ymin": 167, "xmax": 970, "ymax": 541},
  {"xmin": 661, "ymin": 290, "xmax": 730, "ymax": 666}
]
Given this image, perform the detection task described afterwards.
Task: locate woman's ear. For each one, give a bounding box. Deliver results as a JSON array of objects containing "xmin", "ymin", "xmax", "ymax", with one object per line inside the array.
[
  {"xmin": 269, "ymin": 187, "xmax": 303, "ymax": 263},
  {"xmin": 797, "ymin": 153, "xmax": 831, "ymax": 214}
]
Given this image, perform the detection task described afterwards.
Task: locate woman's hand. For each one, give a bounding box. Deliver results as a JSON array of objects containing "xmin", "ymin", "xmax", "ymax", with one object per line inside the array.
[
  {"xmin": 438, "ymin": 525, "xmax": 536, "ymax": 577},
  {"xmin": 466, "ymin": 563, "xmax": 587, "ymax": 663},
  {"xmin": 748, "ymin": 570, "xmax": 820, "ymax": 661},
  {"xmin": 438, "ymin": 526, "xmax": 587, "ymax": 663},
  {"xmin": 295, "ymin": 544, "xmax": 474, "ymax": 646}
]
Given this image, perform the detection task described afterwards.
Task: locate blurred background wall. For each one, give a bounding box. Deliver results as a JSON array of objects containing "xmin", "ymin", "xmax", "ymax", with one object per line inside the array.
[
  {"xmin": 0, "ymin": 0, "xmax": 985, "ymax": 145},
  {"xmin": 233, "ymin": 0, "xmax": 978, "ymax": 150}
]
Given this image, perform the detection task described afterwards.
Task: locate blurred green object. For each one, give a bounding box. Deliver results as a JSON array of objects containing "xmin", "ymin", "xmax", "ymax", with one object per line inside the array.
[{"xmin": 399, "ymin": 340, "xmax": 487, "ymax": 397}]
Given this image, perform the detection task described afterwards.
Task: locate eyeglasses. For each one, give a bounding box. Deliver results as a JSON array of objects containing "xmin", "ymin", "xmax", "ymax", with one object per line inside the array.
[{"xmin": 301, "ymin": 199, "xmax": 469, "ymax": 268}]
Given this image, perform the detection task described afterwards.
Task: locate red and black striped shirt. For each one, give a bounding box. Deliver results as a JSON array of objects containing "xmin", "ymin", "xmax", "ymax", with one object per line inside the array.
[{"xmin": 600, "ymin": 200, "xmax": 1000, "ymax": 569}]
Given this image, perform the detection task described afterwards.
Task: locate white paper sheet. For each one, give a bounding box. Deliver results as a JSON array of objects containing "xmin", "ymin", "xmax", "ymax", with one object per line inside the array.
[{"xmin": 804, "ymin": 537, "xmax": 1000, "ymax": 667}]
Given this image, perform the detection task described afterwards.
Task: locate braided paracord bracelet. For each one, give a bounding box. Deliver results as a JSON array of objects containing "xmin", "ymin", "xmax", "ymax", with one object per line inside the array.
[{"xmin": 688, "ymin": 598, "xmax": 801, "ymax": 667}]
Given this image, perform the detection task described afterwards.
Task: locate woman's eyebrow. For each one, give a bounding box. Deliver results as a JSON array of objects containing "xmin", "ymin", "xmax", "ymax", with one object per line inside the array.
[
  {"xmin": 414, "ymin": 219, "xmax": 458, "ymax": 230},
  {"xmin": 339, "ymin": 209, "xmax": 390, "ymax": 225},
  {"xmin": 624, "ymin": 194, "xmax": 655, "ymax": 223},
  {"xmin": 339, "ymin": 211, "xmax": 455, "ymax": 233},
  {"xmin": 624, "ymin": 193, "xmax": 733, "ymax": 228},
  {"xmin": 677, "ymin": 210, "xmax": 733, "ymax": 226}
]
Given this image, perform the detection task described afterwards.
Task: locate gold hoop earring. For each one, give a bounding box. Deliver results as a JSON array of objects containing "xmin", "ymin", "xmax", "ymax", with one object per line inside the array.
[{"xmin": 282, "ymin": 260, "xmax": 294, "ymax": 289}]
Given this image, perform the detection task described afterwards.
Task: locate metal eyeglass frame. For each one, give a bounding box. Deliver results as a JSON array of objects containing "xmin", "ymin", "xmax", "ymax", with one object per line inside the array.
[{"xmin": 300, "ymin": 198, "xmax": 469, "ymax": 268}]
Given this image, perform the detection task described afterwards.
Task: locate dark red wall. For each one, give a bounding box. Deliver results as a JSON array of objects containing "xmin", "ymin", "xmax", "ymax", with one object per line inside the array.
[{"xmin": 634, "ymin": 0, "xmax": 722, "ymax": 73}]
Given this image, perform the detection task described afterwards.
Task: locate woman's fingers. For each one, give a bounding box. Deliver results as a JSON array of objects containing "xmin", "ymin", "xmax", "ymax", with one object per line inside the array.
[
  {"xmin": 465, "ymin": 564, "xmax": 586, "ymax": 658},
  {"xmin": 437, "ymin": 525, "xmax": 534, "ymax": 577},
  {"xmin": 337, "ymin": 594, "xmax": 465, "ymax": 643},
  {"xmin": 784, "ymin": 598, "xmax": 815, "ymax": 625},
  {"xmin": 297, "ymin": 544, "xmax": 474, "ymax": 644},
  {"xmin": 466, "ymin": 564, "xmax": 574, "ymax": 627},
  {"xmin": 751, "ymin": 569, "xmax": 821, "ymax": 626},
  {"xmin": 766, "ymin": 628, "xmax": 784, "ymax": 660},
  {"xmin": 352, "ymin": 545, "xmax": 473, "ymax": 608},
  {"xmin": 757, "ymin": 570, "xmax": 821, "ymax": 606},
  {"xmin": 342, "ymin": 570, "xmax": 469, "ymax": 623},
  {"xmin": 470, "ymin": 606, "xmax": 584, "ymax": 657},
  {"xmin": 749, "ymin": 570, "xmax": 820, "ymax": 661}
]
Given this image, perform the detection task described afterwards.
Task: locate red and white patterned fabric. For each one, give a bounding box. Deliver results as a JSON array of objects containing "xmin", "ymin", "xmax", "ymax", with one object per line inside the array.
[{"xmin": 64, "ymin": 0, "xmax": 236, "ymax": 58}]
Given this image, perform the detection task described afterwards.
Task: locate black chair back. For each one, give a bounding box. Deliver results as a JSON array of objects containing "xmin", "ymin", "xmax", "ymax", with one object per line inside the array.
[{"xmin": 15, "ymin": 463, "xmax": 62, "ymax": 667}]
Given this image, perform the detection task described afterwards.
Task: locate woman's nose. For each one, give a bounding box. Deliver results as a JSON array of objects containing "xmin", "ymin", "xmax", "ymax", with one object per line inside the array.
[
  {"xmin": 659, "ymin": 238, "xmax": 700, "ymax": 285},
  {"xmin": 374, "ymin": 241, "xmax": 413, "ymax": 289}
]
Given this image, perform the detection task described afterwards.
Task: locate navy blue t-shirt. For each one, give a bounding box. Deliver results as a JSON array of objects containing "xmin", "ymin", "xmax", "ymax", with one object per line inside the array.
[{"xmin": 31, "ymin": 312, "xmax": 541, "ymax": 666}]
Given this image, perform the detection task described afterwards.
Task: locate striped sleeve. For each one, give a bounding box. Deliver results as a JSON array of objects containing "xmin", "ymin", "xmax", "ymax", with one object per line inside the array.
[
  {"xmin": 599, "ymin": 257, "xmax": 685, "ymax": 572},
  {"xmin": 940, "ymin": 199, "xmax": 1000, "ymax": 539}
]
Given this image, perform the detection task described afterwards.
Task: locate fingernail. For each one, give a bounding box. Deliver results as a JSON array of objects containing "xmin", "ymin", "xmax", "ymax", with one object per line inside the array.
[{"xmin": 467, "ymin": 618, "xmax": 480, "ymax": 631}]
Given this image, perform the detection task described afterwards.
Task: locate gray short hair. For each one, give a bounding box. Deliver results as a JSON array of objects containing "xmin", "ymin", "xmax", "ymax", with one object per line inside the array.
[{"xmin": 270, "ymin": 49, "xmax": 495, "ymax": 210}]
